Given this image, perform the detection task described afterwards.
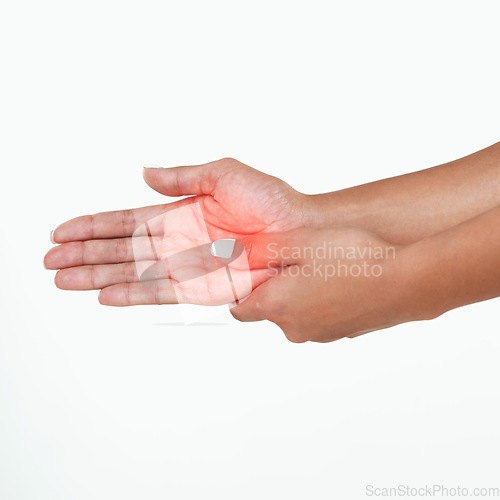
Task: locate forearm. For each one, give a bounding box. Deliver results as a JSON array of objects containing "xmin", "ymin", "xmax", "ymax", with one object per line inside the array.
[
  {"xmin": 397, "ymin": 205, "xmax": 500, "ymax": 322},
  {"xmin": 302, "ymin": 142, "xmax": 500, "ymax": 244}
]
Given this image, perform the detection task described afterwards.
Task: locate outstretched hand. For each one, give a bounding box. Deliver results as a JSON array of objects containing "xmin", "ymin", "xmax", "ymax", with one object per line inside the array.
[{"xmin": 44, "ymin": 158, "xmax": 308, "ymax": 305}]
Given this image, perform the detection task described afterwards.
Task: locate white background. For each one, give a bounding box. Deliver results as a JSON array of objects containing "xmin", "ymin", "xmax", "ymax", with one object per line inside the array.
[{"xmin": 1, "ymin": 1, "xmax": 499, "ymax": 499}]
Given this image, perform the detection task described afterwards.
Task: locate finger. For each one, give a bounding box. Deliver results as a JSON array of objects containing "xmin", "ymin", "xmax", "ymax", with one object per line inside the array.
[
  {"xmin": 51, "ymin": 197, "xmax": 197, "ymax": 243},
  {"xmin": 44, "ymin": 236, "xmax": 161, "ymax": 269},
  {"xmin": 98, "ymin": 280, "xmax": 179, "ymax": 306},
  {"xmin": 229, "ymin": 281, "xmax": 273, "ymax": 322},
  {"xmin": 143, "ymin": 158, "xmax": 241, "ymax": 197},
  {"xmin": 54, "ymin": 261, "xmax": 160, "ymax": 290}
]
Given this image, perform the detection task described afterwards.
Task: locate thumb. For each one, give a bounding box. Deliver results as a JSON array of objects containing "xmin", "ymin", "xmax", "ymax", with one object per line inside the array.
[
  {"xmin": 229, "ymin": 280, "xmax": 272, "ymax": 322},
  {"xmin": 237, "ymin": 231, "xmax": 306, "ymax": 270},
  {"xmin": 143, "ymin": 158, "xmax": 236, "ymax": 197}
]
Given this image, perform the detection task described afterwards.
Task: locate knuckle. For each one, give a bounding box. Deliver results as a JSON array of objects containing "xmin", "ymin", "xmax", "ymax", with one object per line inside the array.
[
  {"xmin": 115, "ymin": 238, "xmax": 128, "ymax": 263},
  {"xmin": 220, "ymin": 157, "xmax": 239, "ymax": 165},
  {"xmin": 125, "ymin": 262, "xmax": 138, "ymax": 282},
  {"xmin": 174, "ymin": 171, "xmax": 182, "ymax": 194},
  {"xmin": 282, "ymin": 325, "xmax": 308, "ymax": 344},
  {"xmin": 123, "ymin": 283, "xmax": 131, "ymax": 306},
  {"xmin": 79, "ymin": 241, "xmax": 89, "ymax": 265},
  {"xmin": 121, "ymin": 209, "xmax": 136, "ymax": 234},
  {"xmin": 89, "ymin": 265, "xmax": 96, "ymax": 289},
  {"xmin": 218, "ymin": 157, "xmax": 246, "ymax": 172},
  {"xmin": 87, "ymin": 214, "xmax": 95, "ymax": 239},
  {"xmin": 153, "ymin": 284, "xmax": 161, "ymax": 305}
]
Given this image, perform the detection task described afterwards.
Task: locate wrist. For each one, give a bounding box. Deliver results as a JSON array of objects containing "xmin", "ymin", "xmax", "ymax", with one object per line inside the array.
[{"xmin": 300, "ymin": 192, "xmax": 363, "ymax": 229}]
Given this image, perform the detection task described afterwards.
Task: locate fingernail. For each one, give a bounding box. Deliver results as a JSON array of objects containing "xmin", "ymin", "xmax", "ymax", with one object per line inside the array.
[
  {"xmin": 50, "ymin": 230, "xmax": 56, "ymax": 244},
  {"xmin": 143, "ymin": 164, "xmax": 163, "ymax": 169}
]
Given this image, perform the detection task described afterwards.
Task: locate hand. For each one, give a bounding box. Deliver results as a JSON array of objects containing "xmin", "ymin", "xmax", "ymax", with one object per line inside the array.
[
  {"xmin": 230, "ymin": 227, "xmax": 415, "ymax": 343},
  {"xmin": 44, "ymin": 158, "xmax": 308, "ymax": 305}
]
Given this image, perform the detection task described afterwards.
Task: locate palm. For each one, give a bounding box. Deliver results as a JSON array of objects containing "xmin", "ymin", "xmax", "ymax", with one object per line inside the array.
[
  {"xmin": 195, "ymin": 165, "xmax": 303, "ymax": 237},
  {"xmin": 131, "ymin": 198, "xmax": 266, "ymax": 305}
]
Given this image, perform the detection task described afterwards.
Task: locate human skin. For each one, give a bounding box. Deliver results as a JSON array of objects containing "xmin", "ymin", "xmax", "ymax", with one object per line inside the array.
[
  {"xmin": 230, "ymin": 206, "xmax": 500, "ymax": 342},
  {"xmin": 44, "ymin": 159, "xmax": 305, "ymax": 305},
  {"xmin": 44, "ymin": 144, "xmax": 500, "ymax": 340},
  {"xmin": 305, "ymin": 141, "xmax": 500, "ymax": 244}
]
